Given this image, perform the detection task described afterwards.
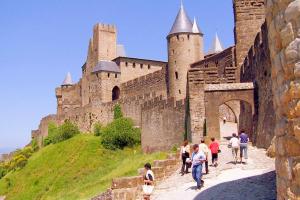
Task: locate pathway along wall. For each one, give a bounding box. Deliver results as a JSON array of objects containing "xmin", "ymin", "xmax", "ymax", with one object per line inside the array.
[{"xmin": 265, "ymin": 0, "xmax": 300, "ymax": 199}]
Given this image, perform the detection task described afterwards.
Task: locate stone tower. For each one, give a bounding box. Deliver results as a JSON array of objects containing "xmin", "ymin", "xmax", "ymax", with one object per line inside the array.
[
  {"xmin": 167, "ymin": 3, "xmax": 204, "ymax": 100},
  {"xmin": 81, "ymin": 23, "xmax": 118, "ymax": 106},
  {"xmin": 233, "ymin": 0, "xmax": 265, "ymax": 81}
]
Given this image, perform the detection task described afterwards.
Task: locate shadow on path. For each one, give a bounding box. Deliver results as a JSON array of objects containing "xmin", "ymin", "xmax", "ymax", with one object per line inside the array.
[{"xmin": 193, "ymin": 171, "xmax": 276, "ymax": 200}]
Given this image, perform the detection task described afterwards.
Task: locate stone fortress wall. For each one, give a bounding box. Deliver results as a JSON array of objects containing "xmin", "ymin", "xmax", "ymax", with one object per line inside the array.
[
  {"xmin": 240, "ymin": 21, "xmax": 276, "ymax": 149},
  {"xmin": 234, "ymin": 0, "xmax": 266, "ymax": 81},
  {"xmin": 265, "ymin": 0, "xmax": 300, "ymax": 199}
]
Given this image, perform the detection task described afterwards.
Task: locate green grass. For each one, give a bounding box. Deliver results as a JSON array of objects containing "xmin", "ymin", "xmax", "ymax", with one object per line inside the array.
[{"xmin": 0, "ymin": 134, "xmax": 167, "ymax": 200}]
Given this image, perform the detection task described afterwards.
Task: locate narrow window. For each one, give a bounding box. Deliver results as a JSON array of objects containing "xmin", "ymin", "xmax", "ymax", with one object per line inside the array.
[
  {"xmin": 179, "ymin": 90, "xmax": 181, "ymax": 94},
  {"xmin": 148, "ymin": 64, "xmax": 151, "ymax": 69},
  {"xmin": 172, "ymin": 49, "xmax": 175, "ymax": 55},
  {"xmin": 115, "ymin": 73, "xmax": 118, "ymax": 78},
  {"xmin": 125, "ymin": 62, "xmax": 128, "ymax": 67},
  {"xmin": 140, "ymin": 64, "xmax": 143, "ymax": 69},
  {"xmin": 187, "ymin": 34, "xmax": 190, "ymax": 40},
  {"xmin": 133, "ymin": 63, "xmax": 136, "ymax": 68},
  {"xmin": 108, "ymin": 73, "xmax": 110, "ymax": 78},
  {"xmin": 176, "ymin": 35, "xmax": 179, "ymax": 40},
  {"xmin": 175, "ymin": 71, "xmax": 179, "ymax": 80}
]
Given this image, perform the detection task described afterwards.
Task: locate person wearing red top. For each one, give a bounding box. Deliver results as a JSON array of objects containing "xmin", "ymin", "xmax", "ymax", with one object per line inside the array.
[{"xmin": 209, "ymin": 137, "xmax": 219, "ymax": 167}]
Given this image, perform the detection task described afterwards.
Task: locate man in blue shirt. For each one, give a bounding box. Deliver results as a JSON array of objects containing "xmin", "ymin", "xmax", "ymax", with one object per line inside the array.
[
  {"xmin": 191, "ymin": 144, "xmax": 206, "ymax": 190},
  {"xmin": 239, "ymin": 130, "xmax": 249, "ymax": 164}
]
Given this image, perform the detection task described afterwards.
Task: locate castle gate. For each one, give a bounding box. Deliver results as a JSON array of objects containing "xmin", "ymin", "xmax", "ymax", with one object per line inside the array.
[{"xmin": 204, "ymin": 83, "xmax": 254, "ymax": 140}]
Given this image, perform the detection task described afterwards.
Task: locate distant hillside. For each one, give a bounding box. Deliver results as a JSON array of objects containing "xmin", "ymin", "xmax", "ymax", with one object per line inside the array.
[
  {"xmin": 0, "ymin": 134, "xmax": 166, "ymax": 200},
  {"xmin": 0, "ymin": 148, "xmax": 15, "ymax": 155}
]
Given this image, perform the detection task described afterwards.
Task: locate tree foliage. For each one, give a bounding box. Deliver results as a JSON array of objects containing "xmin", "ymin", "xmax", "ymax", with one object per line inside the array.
[
  {"xmin": 93, "ymin": 122, "xmax": 102, "ymax": 137},
  {"xmin": 101, "ymin": 117, "xmax": 141, "ymax": 150},
  {"xmin": 44, "ymin": 120, "xmax": 80, "ymax": 146},
  {"xmin": 113, "ymin": 104, "xmax": 123, "ymax": 120}
]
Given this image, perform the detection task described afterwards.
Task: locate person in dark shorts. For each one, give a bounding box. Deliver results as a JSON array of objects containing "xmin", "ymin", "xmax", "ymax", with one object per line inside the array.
[
  {"xmin": 239, "ymin": 130, "xmax": 249, "ymax": 164},
  {"xmin": 143, "ymin": 163, "xmax": 154, "ymax": 200},
  {"xmin": 209, "ymin": 137, "xmax": 220, "ymax": 167},
  {"xmin": 180, "ymin": 140, "xmax": 191, "ymax": 175}
]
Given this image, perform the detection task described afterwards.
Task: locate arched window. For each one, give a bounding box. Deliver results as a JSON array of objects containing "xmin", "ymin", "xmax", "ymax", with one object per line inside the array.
[
  {"xmin": 175, "ymin": 71, "xmax": 179, "ymax": 80},
  {"xmin": 112, "ymin": 86, "xmax": 120, "ymax": 101}
]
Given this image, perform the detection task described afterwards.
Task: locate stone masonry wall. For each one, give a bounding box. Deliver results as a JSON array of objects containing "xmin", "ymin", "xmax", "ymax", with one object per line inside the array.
[
  {"xmin": 190, "ymin": 46, "xmax": 237, "ymax": 84},
  {"xmin": 234, "ymin": 0, "xmax": 266, "ymax": 81},
  {"xmin": 266, "ymin": 0, "xmax": 300, "ymax": 199},
  {"xmin": 240, "ymin": 22, "xmax": 276, "ymax": 149},
  {"xmin": 141, "ymin": 97, "xmax": 185, "ymax": 153},
  {"xmin": 92, "ymin": 154, "xmax": 180, "ymax": 200},
  {"xmin": 120, "ymin": 68, "xmax": 168, "ymax": 101},
  {"xmin": 187, "ymin": 47, "xmax": 238, "ymax": 143},
  {"xmin": 113, "ymin": 57, "xmax": 165, "ymax": 84}
]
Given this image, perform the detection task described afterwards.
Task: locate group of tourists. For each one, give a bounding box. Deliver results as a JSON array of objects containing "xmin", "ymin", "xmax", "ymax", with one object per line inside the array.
[
  {"xmin": 180, "ymin": 130, "xmax": 249, "ymax": 190},
  {"xmin": 228, "ymin": 130, "xmax": 249, "ymax": 164},
  {"xmin": 142, "ymin": 130, "xmax": 249, "ymax": 199}
]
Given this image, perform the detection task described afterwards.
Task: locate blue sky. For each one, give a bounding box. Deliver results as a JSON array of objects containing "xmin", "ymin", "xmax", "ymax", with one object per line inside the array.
[{"xmin": 0, "ymin": 0, "xmax": 234, "ymax": 150}]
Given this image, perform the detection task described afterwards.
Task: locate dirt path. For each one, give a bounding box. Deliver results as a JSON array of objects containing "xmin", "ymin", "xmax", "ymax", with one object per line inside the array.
[{"xmin": 152, "ymin": 141, "xmax": 276, "ymax": 200}]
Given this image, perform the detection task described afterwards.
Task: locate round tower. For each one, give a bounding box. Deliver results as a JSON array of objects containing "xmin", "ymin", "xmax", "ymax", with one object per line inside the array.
[{"xmin": 167, "ymin": 3, "xmax": 204, "ymax": 100}]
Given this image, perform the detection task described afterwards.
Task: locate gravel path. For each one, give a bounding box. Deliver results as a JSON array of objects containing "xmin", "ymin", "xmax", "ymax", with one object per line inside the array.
[{"xmin": 152, "ymin": 139, "xmax": 276, "ymax": 200}]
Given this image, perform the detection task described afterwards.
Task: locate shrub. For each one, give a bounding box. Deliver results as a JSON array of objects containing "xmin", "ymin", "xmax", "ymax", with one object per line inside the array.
[
  {"xmin": 93, "ymin": 122, "xmax": 103, "ymax": 136},
  {"xmin": 101, "ymin": 117, "xmax": 141, "ymax": 150},
  {"xmin": 0, "ymin": 163, "xmax": 8, "ymax": 179},
  {"xmin": 31, "ymin": 139, "xmax": 39, "ymax": 152},
  {"xmin": 113, "ymin": 104, "xmax": 123, "ymax": 120},
  {"xmin": 9, "ymin": 154, "xmax": 27, "ymax": 171},
  {"xmin": 44, "ymin": 120, "xmax": 80, "ymax": 145}
]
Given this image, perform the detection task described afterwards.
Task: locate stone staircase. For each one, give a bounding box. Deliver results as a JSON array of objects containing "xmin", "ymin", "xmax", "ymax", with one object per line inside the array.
[{"xmin": 91, "ymin": 153, "xmax": 180, "ymax": 200}]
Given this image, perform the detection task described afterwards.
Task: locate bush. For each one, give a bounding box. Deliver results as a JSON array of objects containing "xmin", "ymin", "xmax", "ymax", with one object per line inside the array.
[
  {"xmin": 113, "ymin": 104, "xmax": 123, "ymax": 120},
  {"xmin": 93, "ymin": 122, "xmax": 102, "ymax": 136},
  {"xmin": 0, "ymin": 163, "xmax": 8, "ymax": 179},
  {"xmin": 31, "ymin": 139, "xmax": 39, "ymax": 152},
  {"xmin": 44, "ymin": 120, "xmax": 80, "ymax": 145},
  {"xmin": 101, "ymin": 118, "xmax": 141, "ymax": 150},
  {"xmin": 10, "ymin": 154, "xmax": 27, "ymax": 170}
]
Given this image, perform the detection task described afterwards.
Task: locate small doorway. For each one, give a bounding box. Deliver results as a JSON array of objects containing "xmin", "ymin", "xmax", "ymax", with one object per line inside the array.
[{"xmin": 112, "ymin": 86, "xmax": 120, "ymax": 101}]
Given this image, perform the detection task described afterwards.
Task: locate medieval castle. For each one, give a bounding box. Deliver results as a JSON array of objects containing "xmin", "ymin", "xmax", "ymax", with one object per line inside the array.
[
  {"xmin": 30, "ymin": 0, "xmax": 300, "ymax": 199},
  {"xmin": 32, "ymin": 1, "xmax": 271, "ymax": 152}
]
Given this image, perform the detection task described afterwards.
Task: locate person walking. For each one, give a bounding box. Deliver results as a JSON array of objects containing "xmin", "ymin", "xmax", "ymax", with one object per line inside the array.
[
  {"xmin": 209, "ymin": 138, "xmax": 219, "ymax": 167},
  {"xmin": 199, "ymin": 139, "xmax": 209, "ymax": 174},
  {"xmin": 180, "ymin": 140, "xmax": 191, "ymax": 175},
  {"xmin": 191, "ymin": 144, "xmax": 206, "ymax": 190},
  {"xmin": 239, "ymin": 130, "xmax": 249, "ymax": 164},
  {"xmin": 143, "ymin": 163, "xmax": 155, "ymax": 200},
  {"xmin": 229, "ymin": 133, "xmax": 239, "ymax": 164}
]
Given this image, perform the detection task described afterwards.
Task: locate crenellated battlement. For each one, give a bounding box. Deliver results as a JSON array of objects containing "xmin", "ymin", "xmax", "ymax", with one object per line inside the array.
[
  {"xmin": 240, "ymin": 21, "xmax": 269, "ymax": 81},
  {"xmin": 142, "ymin": 96, "xmax": 185, "ymax": 112},
  {"xmin": 93, "ymin": 23, "xmax": 116, "ymax": 33}
]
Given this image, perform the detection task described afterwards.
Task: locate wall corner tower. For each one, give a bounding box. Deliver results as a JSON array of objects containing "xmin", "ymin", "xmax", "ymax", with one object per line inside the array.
[{"xmin": 167, "ymin": 3, "xmax": 204, "ymax": 100}]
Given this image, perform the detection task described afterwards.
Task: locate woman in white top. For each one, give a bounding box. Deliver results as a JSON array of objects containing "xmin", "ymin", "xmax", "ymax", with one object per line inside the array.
[
  {"xmin": 229, "ymin": 133, "xmax": 240, "ymax": 164},
  {"xmin": 180, "ymin": 140, "xmax": 190, "ymax": 175}
]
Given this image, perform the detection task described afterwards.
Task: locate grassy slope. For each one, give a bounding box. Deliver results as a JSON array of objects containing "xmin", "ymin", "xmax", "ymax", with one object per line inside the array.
[{"xmin": 0, "ymin": 135, "xmax": 166, "ymax": 200}]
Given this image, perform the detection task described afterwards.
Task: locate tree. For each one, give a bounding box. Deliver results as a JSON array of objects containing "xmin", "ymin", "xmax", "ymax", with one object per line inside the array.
[
  {"xmin": 113, "ymin": 104, "xmax": 123, "ymax": 120},
  {"xmin": 101, "ymin": 118, "xmax": 141, "ymax": 150}
]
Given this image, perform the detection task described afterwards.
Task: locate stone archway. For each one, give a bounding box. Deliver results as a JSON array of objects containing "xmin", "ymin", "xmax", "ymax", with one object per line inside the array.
[
  {"xmin": 204, "ymin": 83, "xmax": 254, "ymax": 140},
  {"xmin": 112, "ymin": 86, "xmax": 120, "ymax": 101}
]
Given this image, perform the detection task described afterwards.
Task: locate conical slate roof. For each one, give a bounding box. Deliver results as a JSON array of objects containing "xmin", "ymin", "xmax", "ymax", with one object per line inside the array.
[
  {"xmin": 168, "ymin": 3, "xmax": 193, "ymax": 36},
  {"xmin": 192, "ymin": 18, "xmax": 203, "ymax": 34},
  {"xmin": 208, "ymin": 33, "xmax": 223, "ymax": 54},
  {"xmin": 62, "ymin": 72, "xmax": 73, "ymax": 86}
]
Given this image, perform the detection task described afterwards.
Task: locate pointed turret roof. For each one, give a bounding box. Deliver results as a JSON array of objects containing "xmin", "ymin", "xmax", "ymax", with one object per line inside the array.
[
  {"xmin": 208, "ymin": 33, "xmax": 224, "ymax": 54},
  {"xmin": 192, "ymin": 18, "xmax": 203, "ymax": 34},
  {"xmin": 62, "ymin": 72, "xmax": 73, "ymax": 86},
  {"xmin": 168, "ymin": 2, "xmax": 193, "ymax": 36}
]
